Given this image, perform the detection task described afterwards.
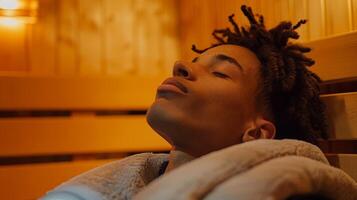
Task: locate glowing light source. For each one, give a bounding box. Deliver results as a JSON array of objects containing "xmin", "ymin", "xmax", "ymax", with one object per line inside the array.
[
  {"xmin": 0, "ymin": 17, "xmax": 21, "ymax": 27},
  {"xmin": 0, "ymin": 0, "xmax": 20, "ymax": 9},
  {"xmin": 0, "ymin": 0, "xmax": 37, "ymax": 26}
]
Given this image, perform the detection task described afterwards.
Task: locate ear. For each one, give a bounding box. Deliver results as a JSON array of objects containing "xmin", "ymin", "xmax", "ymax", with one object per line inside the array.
[{"xmin": 242, "ymin": 118, "xmax": 276, "ymax": 142}]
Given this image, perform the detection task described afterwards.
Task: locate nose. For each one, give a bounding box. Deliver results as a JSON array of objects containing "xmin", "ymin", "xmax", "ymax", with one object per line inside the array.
[{"xmin": 173, "ymin": 61, "xmax": 195, "ymax": 80}]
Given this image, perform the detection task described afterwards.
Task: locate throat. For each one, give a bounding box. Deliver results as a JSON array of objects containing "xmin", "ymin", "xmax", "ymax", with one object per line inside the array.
[{"xmin": 164, "ymin": 149, "xmax": 195, "ymax": 174}]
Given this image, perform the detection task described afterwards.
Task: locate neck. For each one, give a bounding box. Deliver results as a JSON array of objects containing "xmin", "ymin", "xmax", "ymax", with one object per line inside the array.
[{"xmin": 164, "ymin": 148, "xmax": 195, "ymax": 174}]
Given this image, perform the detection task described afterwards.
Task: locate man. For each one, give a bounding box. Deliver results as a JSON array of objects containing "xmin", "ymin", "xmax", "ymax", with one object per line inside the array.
[
  {"xmin": 43, "ymin": 5, "xmax": 349, "ymax": 200},
  {"xmin": 146, "ymin": 5, "xmax": 327, "ymax": 173}
]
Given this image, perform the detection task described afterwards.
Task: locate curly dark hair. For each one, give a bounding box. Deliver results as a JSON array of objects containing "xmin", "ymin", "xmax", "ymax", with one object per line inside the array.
[{"xmin": 191, "ymin": 5, "xmax": 328, "ymax": 144}]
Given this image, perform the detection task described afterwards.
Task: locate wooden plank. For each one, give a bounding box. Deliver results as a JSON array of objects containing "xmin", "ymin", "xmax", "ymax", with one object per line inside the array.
[
  {"xmin": 178, "ymin": 0, "xmax": 216, "ymax": 61},
  {"xmin": 78, "ymin": 0, "xmax": 103, "ymax": 75},
  {"xmin": 133, "ymin": 0, "xmax": 178, "ymax": 76},
  {"xmin": 325, "ymin": 154, "xmax": 357, "ymax": 181},
  {"xmin": 321, "ymin": 92, "xmax": 357, "ymax": 139},
  {"xmin": 0, "ymin": 21, "xmax": 28, "ymax": 72},
  {"xmin": 0, "ymin": 76, "xmax": 165, "ymax": 110},
  {"xmin": 155, "ymin": 0, "xmax": 180, "ymax": 76},
  {"xmin": 28, "ymin": 0, "xmax": 57, "ymax": 75},
  {"xmin": 317, "ymin": 139, "xmax": 357, "ymax": 154},
  {"xmin": 308, "ymin": 0, "xmax": 326, "ymax": 40},
  {"xmin": 320, "ymin": 77, "xmax": 357, "ymax": 94},
  {"xmin": 337, "ymin": 154, "xmax": 357, "ymax": 181},
  {"xmin": 0, "ymin": 159, "xmax": 114, "ymax": 199},
  {"xmin": 103, "ymin": 0, "xmax": 135, "ymax": 75},
  {"xmin": 279, "ymin": 0, "xmax": 292, "ymax": 21},
  {"xmin": 325, "ymin": 0, "xmax": 353, "ymax": 35},
  {"xmin": 305, "ymin": 31, "xmax": 357, "ymax": 80},
  {"xmin": 353, "ymin": 0, "xmax": 357, "ymax": 30},
  {"xmin": 57, "ymin": 0, "xmax": 79, "ymax": 75},
  {"xmin": 0, "ymin": 115, "xmax": 170, "ymax": 156}
]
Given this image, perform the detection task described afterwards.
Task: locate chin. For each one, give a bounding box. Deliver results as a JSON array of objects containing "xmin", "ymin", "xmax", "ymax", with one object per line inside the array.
[
  {"xmin": 146, "ymin": 100, "xmax": 178, "ymax": 145},
  {"xmin": 146, "ymin": 101, "xmax": 173, "ymax": 144}
]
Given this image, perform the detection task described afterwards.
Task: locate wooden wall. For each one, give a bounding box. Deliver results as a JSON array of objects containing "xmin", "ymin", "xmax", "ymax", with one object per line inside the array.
[
  {"xmin": 1, "ymin": 0, "xmax": 357, "ymax": 75},
  {"xmin": 179, "ymin": 0, "xmax": 357, "ymax": 60},
  {"xmin": 0, "ymin": 0, "xmax": 179, "ymax": 76}
]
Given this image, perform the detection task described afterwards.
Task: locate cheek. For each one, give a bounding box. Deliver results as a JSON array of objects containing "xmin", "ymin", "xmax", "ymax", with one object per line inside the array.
[
  {"xmin": 201, "ymin": 81, "xmax": 245, "ymax": 108},
  {"xmin": 191, "ymin": 80, "xmax": 248, "ymax": 122}
]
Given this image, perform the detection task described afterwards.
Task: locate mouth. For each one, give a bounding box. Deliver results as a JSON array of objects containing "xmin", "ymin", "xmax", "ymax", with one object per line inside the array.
[{"xmin": 157, "ymin": 78, "xmax": 188, "ymax": 95}]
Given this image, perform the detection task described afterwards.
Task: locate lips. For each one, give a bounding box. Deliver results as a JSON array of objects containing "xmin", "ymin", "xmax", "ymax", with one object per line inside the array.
[{"xmin": 158, "ymin": 78, "xmax": 188, "ymax": 94}]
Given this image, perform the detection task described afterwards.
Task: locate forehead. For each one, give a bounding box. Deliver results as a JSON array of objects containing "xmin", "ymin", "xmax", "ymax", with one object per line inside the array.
[{"xmin": 200, "ymin": 44, "xmax": 261, "ymax": 71}]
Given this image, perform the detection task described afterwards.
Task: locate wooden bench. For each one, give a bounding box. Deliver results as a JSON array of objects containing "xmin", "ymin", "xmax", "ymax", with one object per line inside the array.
[{"xmin": 1, "ymin": 32, "xmax": 357, "ymax": 199}]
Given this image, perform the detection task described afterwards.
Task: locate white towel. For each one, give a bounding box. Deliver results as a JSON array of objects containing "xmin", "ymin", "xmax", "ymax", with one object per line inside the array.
[
  {"xmin": 41, "ymin": 153, "xmax": 168, "ymax": 200},
  {"xmin": 41, "ymin": 139, "xmax": 357, "ymax": 200},
  {"xmin": 133, "ymin": 139, "xmax": 357, "ymax": 200}
]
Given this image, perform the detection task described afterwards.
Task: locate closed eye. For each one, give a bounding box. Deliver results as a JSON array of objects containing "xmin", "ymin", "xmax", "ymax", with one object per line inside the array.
[{"xmin": 212, "ymin": 71, "xmax": 230, "ymax": 79}]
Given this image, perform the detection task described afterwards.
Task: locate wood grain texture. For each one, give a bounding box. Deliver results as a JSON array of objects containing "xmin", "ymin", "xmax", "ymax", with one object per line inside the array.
[
  {"xmin": 325, "ymin": 0, "xmax": 353, "ymax": 35},
  {"xmin": 321, "ymin": 92, "xmax": 357, "ymax": 139},
  {"xmin": 305, "ymin": 31, "xmax": 357, "ymax": 81},
  {"xmin": 0, "ymin": 159, "xmax": 114, "ymax": 199},
  {"xmin": 57, "ymin": 0, "xmax": 79, "ymax": 75},
  {"xmin": 2, "ymin": 0, "xmax": 357, "ymax": 75},
  {"xmin": 28, "ymin": 0, "xmax": 57, "ymax": 75},
  {"xmin": 0, "ymin": 24, "xmax": 27, "ymax": 71},
  {"xmin": 0, "ymin": 76, "xmax": 165, "ymax": 110},
  {"xmin": 0, "ymin": 115, "xmax": 170, "ymax": 156},
  {"xmin": 337, "ymin": 154, "xmax": 357, "ymax": 181},
  {"xmin": 153, "ymin": 0, "xmax": 180, "ymax": 76},
  {"xmin": 308, "ymin": 0, "xmax": 326, "ymax": 40},
  {"xmin": 103, "ymin": 0, "xmax": 135, "ymax": 75},
  {"xmin": 353, "ymin": 0, "xmax": 357, "ymax": 29},
  {"xmin": 325, "ymin": 153, "xmax": 357, "ymax": 181},
  {"xmin": 78, "ymin": 0, "xmax": 104, "ymax": 75}
]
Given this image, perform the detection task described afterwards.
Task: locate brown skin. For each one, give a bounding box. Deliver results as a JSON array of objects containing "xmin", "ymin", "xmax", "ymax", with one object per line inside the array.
[{"xmin": 146, "ymin": 44, "xmax": 276, "ymax": 159}]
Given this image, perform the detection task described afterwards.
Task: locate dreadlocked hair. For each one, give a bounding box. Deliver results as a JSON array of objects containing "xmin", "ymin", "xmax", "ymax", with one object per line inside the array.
[{"xmin": 192, "ymin": 5, "xmax": 328, "ymax": 144}]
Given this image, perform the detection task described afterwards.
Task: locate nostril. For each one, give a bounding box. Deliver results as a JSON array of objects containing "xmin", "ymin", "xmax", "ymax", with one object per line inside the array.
[{"xmin": 178, "ymin": 68, "xmax": 189, "ymax": 77}]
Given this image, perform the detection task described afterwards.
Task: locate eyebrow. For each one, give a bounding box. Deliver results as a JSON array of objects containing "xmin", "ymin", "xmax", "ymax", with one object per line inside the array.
[{"xmin": 192, "ymin": 54, "xmax": 243, "ymax": 71}]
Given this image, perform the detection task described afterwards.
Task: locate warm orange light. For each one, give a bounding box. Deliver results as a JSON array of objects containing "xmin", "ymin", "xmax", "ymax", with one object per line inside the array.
[
  {"xmin": 0, "ymin": 0, "xmax": 37, "ymax": 25},
  {"xmin": 0, "ymin": 0, "xmax": 20, "ymax": 10},
  {"xmin": 0, "ymin": 17, "xmax": 21, "ymax": 27}
]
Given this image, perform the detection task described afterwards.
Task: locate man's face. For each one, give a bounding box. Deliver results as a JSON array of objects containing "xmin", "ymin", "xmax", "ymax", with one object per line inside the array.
[{"xmin": 146, "ymin": 44, "xmax": 262, "ymax": 157}]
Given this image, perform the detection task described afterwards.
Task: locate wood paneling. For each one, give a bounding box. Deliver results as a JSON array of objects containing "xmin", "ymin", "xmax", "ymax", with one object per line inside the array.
[
  {"xmin": 28, "ymin": 0, "xmax": 57, "ymax": 75},
  {"xmin": 325, "ymin": 0, "xmax": 353, "ymax": 35},
  {"xmin": 0, "ymin": 115, "xmax": 170, "ymax": 156},
  {"xmin": 178, "ymin": 0, "xmax": 357, "ymax": 61},
  {"xmin": 0, "ymin": 23, "xmax": 28, "ymax": 71},
  {"xmin": 57, "ymin": 0, "xmax": 79, "ymax": 75},
  {"xmin": 338, "ymin": 154, "xmax": 357, "ymax": 181},
  {"xmin": 0, "ymin": 0, "xmax": 179, "ymax": 76},
  {"xmin": 1, "ymin": 0, "xmax": 357, "ymax": 74},
  {"xmin": 321, "ymin": 92, "xmax": 357, "ymax": 139},
  {"xmin": 0, "ymin": 76, "xmax": 164, "ymax": 110},
  {"xmin": 103, "ymin": 0, "xmax": 135, "ymax": 75},
  {"xmin": 78, "ymin": 0, "xmax": 104, "ymax": 75},
  {"xmin": 0, "ymin": 159, "xmax": 114, "ymax": 199},
  {"xmin": 305, "ymin": 31, "xmax": 357, "ymax": 81},
  {"xmin": 353, "ymin": 0, "xmax": 357, "ymax": 29},
  {"xmin": 325, "ymin": 154, "xmax": 357, "ymax": 181},
  {"xmin": 308, "ymin": 0, "xmax": 326, "ymax": 40}
]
